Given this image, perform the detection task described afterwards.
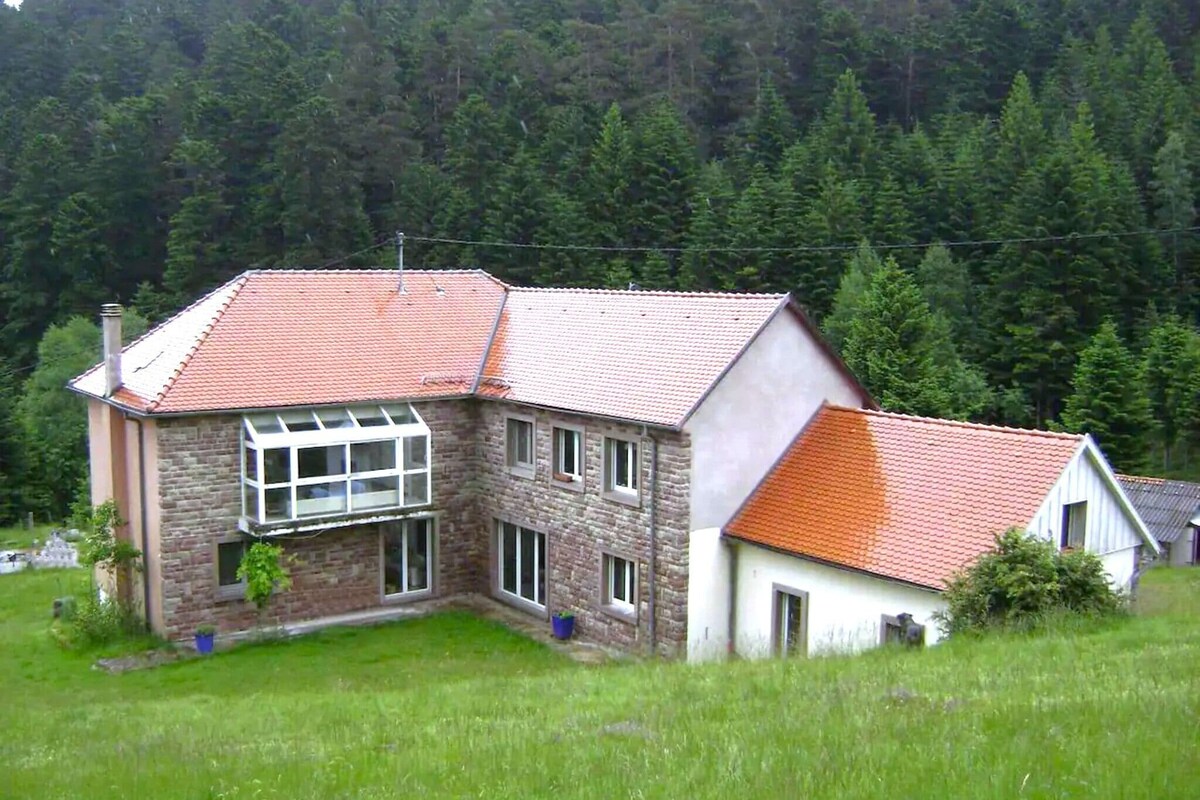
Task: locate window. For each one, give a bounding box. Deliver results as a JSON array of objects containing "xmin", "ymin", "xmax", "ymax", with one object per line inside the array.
[
  {"xmin": 602, "ymin": 553, "xmax": 636, "ymax": 616},
  {"xmin": 497, "ymin": 521, "xmax": 546, "ymax": 609},
  {"xmin": 773, "ymin": 587, "xmax": 808, "ymax": 657},
  {"xmin": 241, "ymin": 404, "xmax": 431, "ymax": 525},
  {"xmin": 216, "ymin": 539, "xmax": 247, "ymax": 599},
  {"xmin": 881, "ymin": 613, "xmax": 925, "ymax": 647},
  {"xmin": 604, "ymin": 436, "xmax": 639, "ymax": 498},
  {"xmin": 553, "ymin": 427, "xmax": 582, "ymax": 484},
  {"xmin": 382, "ymin": 518, "xmax": 432, "ymax": 597},
  {"xmin": 506, "ymin": 417, "xmax": 535, "ymax": 475},
  {"xmin": 1061, "ymin": 501, "xmax": 1087, "ymax": 549}
]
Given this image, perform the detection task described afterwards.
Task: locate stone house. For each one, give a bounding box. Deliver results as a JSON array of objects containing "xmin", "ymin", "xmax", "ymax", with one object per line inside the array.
[{"xmin": 70, "ymin": 269, "xmax": 869, "ymax": 656}]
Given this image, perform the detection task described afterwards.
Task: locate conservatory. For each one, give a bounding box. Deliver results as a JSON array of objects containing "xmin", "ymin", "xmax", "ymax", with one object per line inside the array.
[{"xmin": 239, "ymin": 404, "xmax": 431, "ymax": 528}]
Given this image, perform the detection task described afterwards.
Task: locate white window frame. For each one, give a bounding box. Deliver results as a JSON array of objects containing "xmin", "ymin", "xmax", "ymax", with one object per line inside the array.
[
  {"xmin": 240, "ymin": 404, "xmax": 431, "ymax": 526},
  {"xmin": 603, "ymin": 435, "xmax": 639, "ymax": 503},
  {"xmin": 381, "ymin": 518, "xmax": 434, "ymax": 600},
  {"xmin": 1061, "ymin": 501, "xmax": 1087, "ymax": 549},
  {"xmin": 601, "ymin": 552, "xmax": 636, "ymax": 618},
  {"xmin": 496, "ymin": 520, "xmax": 546, "ymax": 611},
  {"xmin": 552, "ymin": 425, "xmax": 584, "ymax": 487},
  {"xmin": 772, "ymin": 584, "xmax": 808, "ymax": 658},
  {"xmin": 215, "ymin": 537, "xmax": 248, "ymax": 601},
  {"xmin": 505, "ymin": 415, "xmax": 535, "ymax": 477}
]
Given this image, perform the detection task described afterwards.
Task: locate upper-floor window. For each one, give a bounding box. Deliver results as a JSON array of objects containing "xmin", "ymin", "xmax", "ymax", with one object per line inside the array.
[
  {"xmin": 1060, "ymin": 501, "xmax": 1087, "ymax": 549},
  {"xmin": 604, "ymin": 436, "xmax": 639, "ymax": 498},
  {"xmin": 506, "ymin": 416, "xmax": 534, "ymax": 476},
  {"xmin": 241, "ymin": 404, "xmax": 430, "ymax": 525},
  {"xmin": 553, "ymin": 426, "xmax": 582, "ymax": 484}
]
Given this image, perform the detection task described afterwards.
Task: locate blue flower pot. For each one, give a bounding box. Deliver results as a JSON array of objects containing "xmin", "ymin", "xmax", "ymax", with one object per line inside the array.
[
  {"xmin": 195, "ymin": 632, "xmax": 215, "ymax": 654},
  {"xmin": 551, "ymin": 614, "xmax": 575, "ymax": 640}
]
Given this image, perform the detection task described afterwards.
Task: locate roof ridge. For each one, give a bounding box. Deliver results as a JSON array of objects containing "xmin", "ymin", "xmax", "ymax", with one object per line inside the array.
[
  {"xmin": 508, "ymin": 286, "xmax": 787, "ymax": 299},
  {"xmin": 242, "ymin": 267, "xmax": 499, "ymax": 276},
  {"xmin": 148, "ymin": 275, "xmax": 248, "ymax": 412},
  {"xmin": 825, "ymin": 405, "xmax": 1084, "ymax": 442}
]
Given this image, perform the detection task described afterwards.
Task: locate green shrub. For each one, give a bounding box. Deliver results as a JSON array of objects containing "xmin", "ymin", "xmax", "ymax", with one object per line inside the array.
[
  {"xmin": 56, "ymin": 590, "xmax": 144, "ymax": 648},
  {"xmin": 937, "ymin": 528, "xmax": 1123, "ymax": 636}
]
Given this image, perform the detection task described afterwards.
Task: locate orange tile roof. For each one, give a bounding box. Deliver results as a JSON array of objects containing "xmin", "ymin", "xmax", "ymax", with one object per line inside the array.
[
  {"xmin": 726, "ymin": 406, "xmax": 1085, "ymax": 590},
  {"xmin": 481, "ymin": 287, "xmax": 788, "ymax": 426},
  {"xmin": 72, "ymin": 270, "xmax": 507, "ymax": 413},
  {"xmin": 70, "ymin": 270, "xmax": 812, "ymax": 426}
]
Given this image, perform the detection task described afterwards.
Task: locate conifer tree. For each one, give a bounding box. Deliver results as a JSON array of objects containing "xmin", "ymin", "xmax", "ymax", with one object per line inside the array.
[
  {"xmin": 1062, "ymin": 320, "xmax": 1154, "ymax": 472},
  {"xmin": 824, "ymin": 241, "xmax": 883, "ymax": 351},
  {"xmin": 630, "ymin": 100, "xmax": 696, "ymax": 253},
  {"xmin": 1143, "ymin": 315, "xmax": 1199, "ymax": 469},
  {"xmin": 1151, "ymin": 131, "xmax": 1196, "ymax": 309},
  {"xmin": 744, "ymin": 75, "xmax": 793, "ymax": 171},
  {"xmin": 161, "ymin": 139, "xmax": 230, "ymax": 308},
  {"xmin": 842, "ymin": 257, "xmax": 951, "ymax": 417},
  {"xmin": 482, "ymin": 146, "xmax": 546, "ymax": 285},
  {"xmin": 679, "ymin": 161, "xmax": 735, "ymax": 291}
]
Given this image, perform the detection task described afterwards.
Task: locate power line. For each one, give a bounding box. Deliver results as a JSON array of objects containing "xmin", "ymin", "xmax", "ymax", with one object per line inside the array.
[
  {"xmin": 406, "ymin": 225, "xmax": 1200, "ymax": 255},
  {"xmin": 317, "ymin": 235, "xmax": 395, "ymax": 269}
]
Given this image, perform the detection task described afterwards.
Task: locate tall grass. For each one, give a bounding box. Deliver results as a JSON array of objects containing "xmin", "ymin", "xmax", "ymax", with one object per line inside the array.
[{"xmin": 1, "ymin": 567, "xmax": 1198, "ymax": 799}]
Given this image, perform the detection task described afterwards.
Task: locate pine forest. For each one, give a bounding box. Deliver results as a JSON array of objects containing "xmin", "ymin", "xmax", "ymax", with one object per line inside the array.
[{"xmin": 1, "ymin": 0, "xmax": 1198, "ymax": 524}]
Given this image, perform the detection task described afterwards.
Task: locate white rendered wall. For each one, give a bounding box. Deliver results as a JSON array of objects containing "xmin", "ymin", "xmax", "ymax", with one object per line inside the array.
[
  {"xmin": 1027, "ymin": 443, "xmax": 1151, "ymax": 591},
  {"xmin": 686, "ymin": 527, "xmax": 730, "ymax": 662},
  {"xmin": 1168, "ymin": 529, "xmax": 1195, "ymax": 566},
  {"xmin": 684, "ymin": 309, "xmax": 865, "ymax": 531},
  {"xmin": 732, "ymin": 543, "xmax": 946, "ymax": 660}
]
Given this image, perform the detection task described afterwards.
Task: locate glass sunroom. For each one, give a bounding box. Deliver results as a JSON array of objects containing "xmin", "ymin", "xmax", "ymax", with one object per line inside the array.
[{"xmin": 240, "ymin": 404, "xmax": 431, "ymax": 526}]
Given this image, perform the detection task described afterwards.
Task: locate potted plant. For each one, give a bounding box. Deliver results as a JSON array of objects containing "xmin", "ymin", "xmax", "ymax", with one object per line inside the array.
[
  {"xmin": 551, "ymin": 610, "xmax": 575, "ymax": 640},
  {"xmin": 194, "ymin": 624, "xmax": 216, "ymax": 654}
]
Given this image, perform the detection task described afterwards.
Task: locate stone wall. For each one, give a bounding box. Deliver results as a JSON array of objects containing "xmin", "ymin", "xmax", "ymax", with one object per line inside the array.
[
  {"xmin": 153, "ymin": 401, "xmax": 479, "ymax": 639},
  {"xmin": 152, "ymin": 399, "xmax": 691, "ymax": 656},
  {"xmin": 476, "ymin": 402, "xmax": 691, "ymax": 657}
]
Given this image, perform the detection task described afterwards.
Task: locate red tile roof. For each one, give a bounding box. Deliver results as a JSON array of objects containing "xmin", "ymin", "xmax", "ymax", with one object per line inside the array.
[
  {"xmin": 70, "ymin": 270, "xmax": 808, "ymax": 426},
  {"xmin": 481, "ymin": 288, "xmax": 788, "ymax": 426},
  {"xmin": 725, "ymin": 405, "xmax": 1085, "ymax": 590},
  {"xmin": 72, "ymin": 270, "xmax": 507, "ymax": 413}
]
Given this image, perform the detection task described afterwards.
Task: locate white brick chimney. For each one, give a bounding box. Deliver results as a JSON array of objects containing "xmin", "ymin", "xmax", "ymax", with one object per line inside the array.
[{"xmin": 101, "ymin": 303, "xmax": 122, "ymax": 398}]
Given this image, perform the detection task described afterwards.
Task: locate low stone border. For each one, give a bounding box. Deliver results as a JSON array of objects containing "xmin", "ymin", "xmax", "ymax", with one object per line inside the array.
[{"xmin": 92, "ymin": 594, "xmax": 631, "ymax": 672}]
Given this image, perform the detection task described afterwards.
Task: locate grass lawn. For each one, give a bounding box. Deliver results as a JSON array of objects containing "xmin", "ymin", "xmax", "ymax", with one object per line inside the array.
[
  {"xmin": 0, "ymin": 522, "xmax": 61, "ymax": 551},
  {"xmin": 1, "ymin": 568, "xmax": 1198, "ymax": 799}
]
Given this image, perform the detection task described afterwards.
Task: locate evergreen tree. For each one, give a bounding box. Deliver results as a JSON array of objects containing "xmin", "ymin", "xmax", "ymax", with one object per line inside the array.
[
  {"xmin": 679, "ymin": 161, "xmax": 736, "ymax": 291},
  {"xmin": 993, "ymin": 71, "xmax": 1046, "ymax": 194},
  {"xmin": 1143, "ymin": 315, "xmax": 1199, "ymax": 469},
  {"xmin": 481, "ymin": 146, "xmax": 546, "ymax": 285},
  {"xmin": 725, "ymin": 164, "xmax": 785, "ymax": 292},
  {"xmin": 1062, "ymin": 320, "xmax": 1154, "ymax": 472},
  {"xmin": 786, "ymin": 166, "xmax": 864, "ymax": 319},
  {"xmin": 267, "ymin": 97, "xmax": 372, "ymax": 264},
  {"xmin": 842, "ymin": 257, "xmax": 952, "ymax": 417},
  {"xmin": 1150, "ymin": 131, "xmax": 1196, "ymax": 312},
  {"xmin": 585, "ymin": 102, "xmax": 635, "ymax": 283},
  {"xmin": 50, "ymin": 192, "xmax": 113, "ymax": 318},
  {"xmin": 916, "ymin": 244, "xmax": 976, "ymax": 354},
  {"xmin": 443, "ymin": 94, "xmax": 506, "ymax": 243},
  {"xmin": 630, "ymin": 100, "xmax": 697, "ymax": 253},
  {"xmin": 161, "ymin": 139, "xmax": 230, "ymax": 308},
  {"xmin": 743, "ymin": 75, "xmax": 793, "ymax": 171},
  {"xmin": 824, "ymin": 241, "xmax": 883, "ymax": 351}
]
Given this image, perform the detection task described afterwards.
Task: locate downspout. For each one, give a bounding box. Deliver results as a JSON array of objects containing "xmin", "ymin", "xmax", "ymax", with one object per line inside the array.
[
  {"xmin": 643, "ymin": 427, "xmax": 659, "ymax": 656},
  {"xmin": 725, "ymin": 537, "xmax": 738, "ymax": 658},
  {"xmin": 134, "ymin": 419, "xmax": 152, "ymax": 632}
]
